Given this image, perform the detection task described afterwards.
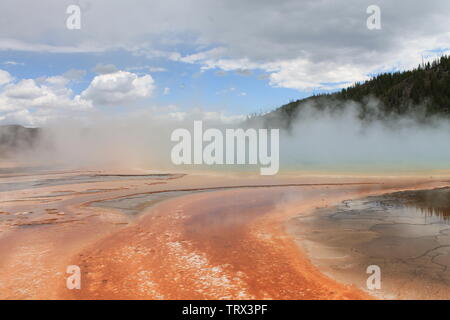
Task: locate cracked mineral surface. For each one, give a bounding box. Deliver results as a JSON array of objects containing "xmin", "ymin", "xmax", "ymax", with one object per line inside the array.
[{"xmin": 291, "ymin": 187, "xmax": 450, "ymax": 299}]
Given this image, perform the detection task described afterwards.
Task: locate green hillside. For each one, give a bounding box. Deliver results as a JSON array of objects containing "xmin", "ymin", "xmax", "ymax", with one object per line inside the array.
[{"xmin": 260, "ymin": 55, "xmax": 450, "ymax": 127}]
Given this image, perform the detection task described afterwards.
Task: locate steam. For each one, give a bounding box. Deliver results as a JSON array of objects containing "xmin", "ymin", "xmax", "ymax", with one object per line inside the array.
[
  {"xmin": 280, "ymin": 99, "xmax": 450, "ymax": 172},
  {"xmin": 7, "ymin": 98, "xmax": 450, "ymax": 174}
]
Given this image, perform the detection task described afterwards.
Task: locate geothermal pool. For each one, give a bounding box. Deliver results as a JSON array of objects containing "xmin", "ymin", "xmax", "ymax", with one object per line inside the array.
[
  {"xmin": 291, "ymin": 187, "xmax": 450, "ymax": 299},
  {"xmin": 2, "ymin": 163, "xmax": 450, "ymax": 299},
  {"xmin": 0, "ymin": 172, "xmax": 180, "ymax": 192}
]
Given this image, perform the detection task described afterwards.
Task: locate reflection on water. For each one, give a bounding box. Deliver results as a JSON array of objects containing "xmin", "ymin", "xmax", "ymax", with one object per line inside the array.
[
  {"xmin": 394, "ymin": 187, "xmax": 450, "ymax": 223},
  {"xmin": 291, "ymin": 186, "xmax": 450, "ymax": 299},
  {"xmin": 411, "ymin": 205, "xmax": 450, "ymax": 222}
]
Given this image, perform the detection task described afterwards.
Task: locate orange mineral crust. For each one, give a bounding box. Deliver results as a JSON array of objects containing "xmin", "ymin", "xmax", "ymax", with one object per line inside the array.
[{"xmin": 0, "ymin": 167, "xmax": 448, "ymax": 299}]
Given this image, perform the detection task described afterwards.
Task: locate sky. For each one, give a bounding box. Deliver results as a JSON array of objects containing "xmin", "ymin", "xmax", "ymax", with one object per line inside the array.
[{"xmin": 0, "ymin": 0, "xmax": 449, "ymax": 127}]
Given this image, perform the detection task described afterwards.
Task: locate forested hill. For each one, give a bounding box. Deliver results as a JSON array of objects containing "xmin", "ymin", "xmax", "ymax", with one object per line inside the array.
[{"xmin": 259, "ymin": 55, "xmax": 450, "ymax": 127}]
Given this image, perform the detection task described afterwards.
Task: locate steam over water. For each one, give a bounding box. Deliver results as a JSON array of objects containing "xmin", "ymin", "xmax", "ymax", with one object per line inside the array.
[
  {"xmin": 281, "ymin": 103, "xmax": 450, "ymax": 172},
  {"xmin": 9, "ymin": 100, "xmax": 450, "ymax": 173}
]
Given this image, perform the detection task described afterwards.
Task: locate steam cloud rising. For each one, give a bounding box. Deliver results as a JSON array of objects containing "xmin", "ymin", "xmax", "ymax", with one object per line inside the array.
[{"xmin": 7, "ymin": 99, "xmax": 450, "ymax": 174}]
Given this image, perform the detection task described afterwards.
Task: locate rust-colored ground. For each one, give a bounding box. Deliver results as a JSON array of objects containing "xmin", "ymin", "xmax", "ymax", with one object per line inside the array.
[{"xmin": 1, "ymin": 167, "xmax": 448, "ymax": 300}]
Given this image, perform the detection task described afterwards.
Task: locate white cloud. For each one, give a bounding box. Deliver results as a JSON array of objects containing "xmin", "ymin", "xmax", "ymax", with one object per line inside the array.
[
  {"xmin": 0, "ymin": 78, "xmax": 92, "ymax": 112},
  {"xmin": 0, "ymin": 67, "xmax": 161, "ymax": 126},
  {"xmin": 0, "ymin": 68, "xmax": 96, "ymax": 127},
  {"xmin": 0, "ymin": 38, "xmax": 105, "ymax": 53},
  {"xmin": 4, "ymin": 79, "xmax": 44, "ymax": 100},
  {"xmin": 81, "ymin": 71, "xmax": 155, "ymax": 105},
  {"xmin": 266, "ymin": 59, "xmax": 370, "ymax": 91},
  {"xmin": 0, "ymin": 69, "xmax": 12, "ymax": 85},
  {"xmin": 0, "ymin": 109, "xmax": 33, "ymax": 125},
  {"xmin": 1, "ymin": 0, "xmax": 450, "ymax": 92},
  {"xmin": 43, "ymin": 76, "xmax": 70, "ymax": 88},
  {"xmin": 3, "ymin": 60, "xmax": 24, "ymax": 66},
  {"xmin": 0, "ymin": 109, "xmax": 50, "ymax": 127},
  {"xmin": 126, "ymin": 66, "xmax": 168, "ymax": 75}
]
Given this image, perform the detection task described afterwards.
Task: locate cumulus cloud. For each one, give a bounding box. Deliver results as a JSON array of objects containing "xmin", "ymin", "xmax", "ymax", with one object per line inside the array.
[
  {"xmin": 0, "ymin": 69, "xmax": 12, "ymax": 85},
  {"xmin": 0, "ymin": 109, "xmax": 48, "ymax": 127},
  {"xmin": 0, "ymin": 66, "xmax": 161, "ymax": 126},
  {"xmin": 81, "ymin": 71, "xmax": 155, "ymax": 105},
  {"xmin": 0, "ymin": 71, "xmax": 92, "ymax": 125},
  {"xmin": 1, "ymin": 77, "xmax": 91, "ymax": 111}
]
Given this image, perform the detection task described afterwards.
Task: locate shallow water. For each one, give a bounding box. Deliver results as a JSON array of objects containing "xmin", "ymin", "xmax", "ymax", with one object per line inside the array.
[
  {"xmin": 291, "ymin": 187, "xmax": 450, "ymax": 299},
  {"xmin": 91, "ymin": 190, "xmax": 205, "ymax": 215},
  {"xmin": 0, "ymin": 173, "xmax": 179, "ymax": 192}
]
